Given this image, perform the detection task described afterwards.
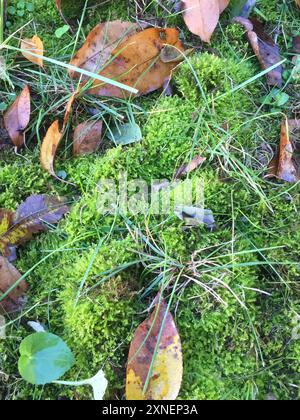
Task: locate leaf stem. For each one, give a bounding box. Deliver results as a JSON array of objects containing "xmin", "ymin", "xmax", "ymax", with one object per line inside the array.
[{"xmin": 0, "ymin": 0, "xmax": 4, "ymax": 45}]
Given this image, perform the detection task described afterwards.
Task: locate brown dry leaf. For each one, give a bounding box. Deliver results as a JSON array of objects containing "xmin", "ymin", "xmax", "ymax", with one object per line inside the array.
[
  {"xmin": 296, "ymin": 0, "xmax": 300, "ymax": 7},
  {"xmin": 88, "ymin": 28, "xmax": 185, "ymax": 98},
  {"xmin": 175, "ymin": 155, "xmax": 206, "ymax": 179},
  {"xmin": 3, "ymin": 85, "xmax": 31, "ymax": 149},
  {"xmin": 69, "ymin": 21, "xmax": 140, "ymax": 79},
  {"xmin": 126, "ymin": 296, "xmax": 183, "ymax": 400},
  {"xmin": 182, "ymin": 0, "xmax": 230, "ymax": 43},
  {"xmin": 269, "ymin": 119, "xmax": 300, "ymax": 183},
  {"xmin": 234, "ymin": 17, "xmax": 283, "ymax": 87},
  {"xmin": 21, "ymin": 36, "xmax": 44, "ymax": 68},
  {"xmin": 0, "ymin": 257, "xmax": 27, "ymax": 315},
  {"xmin": 40, "ymin": 120, "xmax": 63, "ymax": 178},
  {"xmin": 63, "ymin": 87, "xmax": 80, "ymax": 130},
  {"xmin": 0, "ymin": 195, "xmax": 69, "ymax": 261},
  {"xmin": 73, "ymin": 121, "xmax": 103, "ymax": 156}
]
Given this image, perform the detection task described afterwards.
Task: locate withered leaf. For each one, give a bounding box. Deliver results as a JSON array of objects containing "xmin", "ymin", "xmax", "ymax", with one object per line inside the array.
[
  {"xmin": 3, "ymin": 85, "xmax": 31, "ymax": 149},
  {"xmin": 69, "ymin": 21, "xmax": 140, "ymax": 79},
  {"xmin": 234, "ymin": 17, "xmax": 283, "ymax": 87},
  {"xmin": 0, "ymin": 257, "xmax": 27, "ymax": 315},
  {"xmin": 40, "ymin": 120, "xmax": 63, "ymax": 178},
  {"xmin": 269, "ymin": 119, "xmax": 300, "ymax": 183},
  {"xmin": 87, "ymin": 28, "xmax": 185, "ymax": 98},
  {"xmin": 73, "ymin": 121, "xmax": 103, "ymax": 156},
  {"xmin": 0, "ymin": 195, "xmax": 69, "ymax": 260},
  {"xmin": 126, "ymin": 296, "xmax": 183, "ymax": 400},
  {"xmin": 182, "ymin": 0, "xmax": 230, "ymax": 43},
  {"xmin": 175, "ymin": 155, "xmax": 206, "ymax": 179},
  {"xmin": 21, "ymin": 36, "xmax": 44, "ymax": 68}
]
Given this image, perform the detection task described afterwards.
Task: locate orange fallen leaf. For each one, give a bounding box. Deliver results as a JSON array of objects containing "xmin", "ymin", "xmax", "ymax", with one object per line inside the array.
[
  {"xmin": 69, "ymin": 20, "xmax": 140, "ymax": 79},
  {"xmin": 63, "ymin": 87, "xmax": 80, "ymax": 130},
  {"xmin": 126, "ymin": 296, "xmax": 183, "ymax": 400},
  {"xmin": 40, "ymin": 120, "xmax": 63, "ymax": 178},
  {"xmin": 3, "ymin": 85, "xmax": 31, "ymax": 149},
  {"xmin": 269, "ymin": 119, "xmax": 300, "ymax": 183},
  {"xmin": 88, "ymin": 28, "xmax": 185, "ymax": 98},
  {"xmin": 234, "ymin": 17, "xmax": 282, "ymax": 87},
  {"xmin": 73, "ymin": 121, "xmax": 103, "ymax": 156},
  {"xmin": 21, "ymin": 36, "xmax": 44, "ymax": 68},
  {"xmin": 0, "ymin": 257, "xmax": 27, "ymax": 315},
  {"xmin": 182, "ymin": 0, "xmax": 230, "ymax": 43}
]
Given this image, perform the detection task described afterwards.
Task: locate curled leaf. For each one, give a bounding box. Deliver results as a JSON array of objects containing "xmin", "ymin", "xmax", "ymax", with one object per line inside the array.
[
  {"xmin": 88, "ymin": 28, "xmax": 185, "ymax": 98},
  {"xmin": 21, "ymin": 36, "xmax": 44, "ymax": 68},
  {"xmin": 126, "ymin": 297, "xmax": 183, "ymax": 400},
  {"xmin": 182, "ymin": 0, "xmax": 230, "ymax": 43},
  {"xmin": 40, "ymin": 120, "xmax": 63, "ymax": 178},
  {"xmin": 0, "ymin": 257, "xmax": 27, "ymax": 315},
  {"xmin": 234, "ymin": 17, "xmax": 283, "ymax": 87},
  {"xmin": 73, "ymin": 121, "xmax": 103, "ymax": 156},
  {"xmin": 0, "ymin": 195, "xmax": 69, "ymax": 260},
  {"xmin": 3, "ymin": 85, "xmax": 31, "ymax": 149}
]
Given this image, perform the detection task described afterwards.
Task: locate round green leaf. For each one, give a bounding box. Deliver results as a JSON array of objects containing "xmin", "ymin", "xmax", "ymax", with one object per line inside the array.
[{"xmin": 18, "ymin": 332, "xmax": 75, "ymax": 385}]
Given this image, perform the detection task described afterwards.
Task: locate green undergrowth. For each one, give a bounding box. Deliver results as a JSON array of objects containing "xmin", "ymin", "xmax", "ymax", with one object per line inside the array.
[{"xmin": 0, "ymin": 0, "xmax": 300, "ymax": 401}]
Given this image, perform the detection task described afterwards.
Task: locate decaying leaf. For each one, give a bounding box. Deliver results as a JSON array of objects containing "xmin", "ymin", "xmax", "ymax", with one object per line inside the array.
[
  {"xmin": 0, "ymin": 195, "xmax": 69, "ymax": 260},
  {"xmin": 234, "ymin": 17, "xmax": 282, "ymax": 87},
  {"xmin": 175, "ymin": 155, "xmax": 206, "ymax": 179},
  {"xmin": 73, "ymin": 121, "xmax": 103, "ymax": 156},
  {"xmin": 175, "ymin": 205, "xmax": 216, "ymax": 230},
  {"xmin": 3, "ymin": 85, "xmax": 31, "ymax": 149},
  {"xmin": 126, "ymin": 297, "xmax": 183, "ymax": 400},
  {"xmin": 269, "ymin": 119, "xmax": 300, "ymax": 183},
  {"xmin": 182, "ymin": 0, "xmax": 230, "ymax": 43},
  {"xmin": 21, "ymin": 36, "xmax": 44, "ymax": 68},
  {"xmin": 69, "ymin": 20, "xmax": 140, "ymax": 79},
  {"xmin": 87, "ymin": 28, "xmax": 185, "ymax": 98},
  {"xmin": 0, "ymin": 257, "xmax": 27, "ymax": 315},
  {"xmin": 40, "ymin": 121, "xmax": 63, "ymax": 178}
]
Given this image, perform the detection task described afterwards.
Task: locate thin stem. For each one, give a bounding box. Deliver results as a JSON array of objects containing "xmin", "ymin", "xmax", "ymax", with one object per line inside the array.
[{"xmin": 0, "ymin": 0, "xmax": 4, "ymax": 45}]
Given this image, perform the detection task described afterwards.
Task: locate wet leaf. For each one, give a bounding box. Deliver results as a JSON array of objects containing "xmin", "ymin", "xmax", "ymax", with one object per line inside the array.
[
  {"xmin": 3, "ymin": 85, "xmax": 31, "ymax": 149},
  {"xmin": 234, "ymin": 17, "xmax": 283, "ymax": 87},
  {"xmin": 175, "ymin": 155, "xmax": 206, "ymax": 179},
  {"xmin": 0, "ymin": 195, "xmax": 69, "ymax": 260},
  {"xmin": 87, "ymin": 28, "xmax": 185, "ymax": 98},
  {"xmin": 21, "ymin": 36, "xmax": 44, "ymax": 68},
  {"xmin": 126, "ymin": 297, "xmax": 183, "ymax": 400},
  {"xmin": 175, "ymin": 206, "xmax": 216, "ymax": 229},
  {"xmin": 40, "ymin": 120, "xmax": 63, "ymax": 178},
  {"xmin": 0, "ymin": 257, "xmax": 27, "ymax": 315},
  {"xmin": 108, "ymin": 122, "xmax": 142, "ymax": 146},
  {"xmin": 18, "ymin": 332, "xmax": 74, "ymax": 385},
  {"xmin": 182, "ymin": 0, "xmax": 230, "ymax": 43},
  {"xmin": 69, "ymin": 20, "xmax": 140, "ymax": 79},
  {"xmin": 73, "ymin": 121, "xmax": 103, "ymax": 156},
  {"xmin": 269, "ymin": 119, "xmax": 300, "ymax": 183}
]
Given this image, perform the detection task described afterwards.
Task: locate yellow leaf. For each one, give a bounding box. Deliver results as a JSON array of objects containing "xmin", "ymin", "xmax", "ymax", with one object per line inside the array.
[
  {"xmin": 40, "ymin": 120, "xmax": 63, "ymax": 178},
  {"xmin": 21, "ymin": 36, "xmax": 44, "ymax": 68}
]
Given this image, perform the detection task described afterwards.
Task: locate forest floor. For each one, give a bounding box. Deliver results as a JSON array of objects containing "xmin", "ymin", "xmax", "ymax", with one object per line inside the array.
[{"xmin": 0, "ymin": 0, "xmax": 299, "ymax": 400}]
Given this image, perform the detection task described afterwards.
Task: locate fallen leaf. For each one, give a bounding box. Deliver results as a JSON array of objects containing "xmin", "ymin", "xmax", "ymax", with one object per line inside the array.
[
  {"xmin": 296, "ymin": 0, "xmax": 300, "ymax": 7},
  {"xmin": 87, "ymin": 28, "xmax": 185, "ymax": 98},
  {"xmin": 63, "ymin": 87, "xmax": 80, "ymax": 130},
  {"xmin": 73, "ymin": 121, "xmax": 103, "ymax": 156},
  {"xmin": 3, "ymin": 85, "xmax": 31, "ymax": 149},
  {"xmin": 0, "ymin": 195, "xmax": 69, "ymax": 260},
  {"xmin": 126, "ymin": 296, "xmax": 183, "ymax": 400},
  {"xmin": 40, "ymin": 120, "xmax": 63, "ymax": 178},
  {"xmin": 21, "ymin": 36, "xmax": 44, "ymax": 68},
  {"xmin": 175, "ymin": 205, "xmax": 216, "ymax": 229},
  {"xmin": 293, "ymin": 36, "xmax": 300, "ymax": 53},
  {"xmin": 0, "ymin": 257, "xmax": 27, "ymax": 314},
  {"xmin": 269, "ymin": 119, "xmax": 300, "ymax": 183},
  {"xmin": 234, "ymin": 17, "xmax": 283, "ymax": 87},
  {"xmin": 230, "ymin": 0, "xmax": 256, "ymax": 17},
  {"xmin": 69, "ymin": 21, "xmax": 140, "ymax": 79},
  {"xmin": 175, "ymin": 155, "xmax": 206, "ymax": 179},
  {"xmin": 108, "ymin": 122, "xmax": 142, "ymax": 145},
  {"xmin": 182, "ymin": 0, "xmax": 230, "ymax": 43}
]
